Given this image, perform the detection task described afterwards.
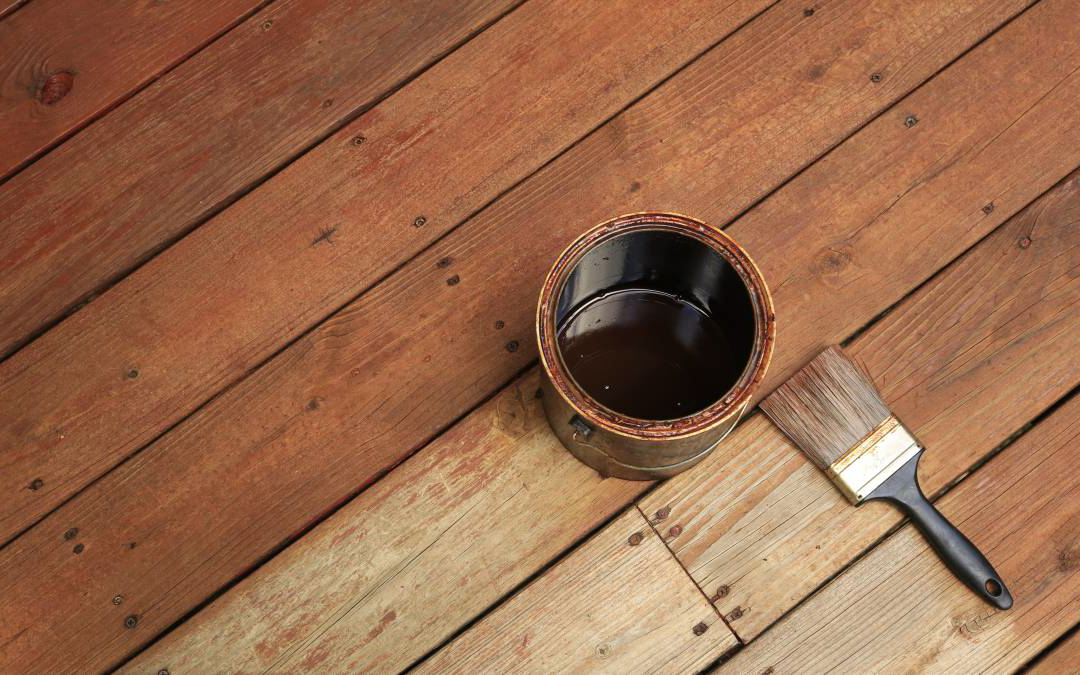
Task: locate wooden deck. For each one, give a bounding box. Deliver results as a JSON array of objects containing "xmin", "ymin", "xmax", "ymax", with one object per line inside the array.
[{"xmin": 2, "ymin": 1, "xmax": 1079, "ymax": 672}]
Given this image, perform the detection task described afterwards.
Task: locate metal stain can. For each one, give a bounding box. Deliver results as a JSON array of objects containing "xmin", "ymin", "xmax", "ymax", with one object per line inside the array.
[{"xmin": 536, "ymin": 212, "xmax": 774, "ymax": 480}]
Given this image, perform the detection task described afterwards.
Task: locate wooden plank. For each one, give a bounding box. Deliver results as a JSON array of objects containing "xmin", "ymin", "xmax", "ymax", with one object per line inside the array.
[
  {"xmin": 0, "ymin": 0, "xmax": 779, "ymax": 542},
  {"xmin": 0, "ymin": 1, "xmax": 27, "ymax": 22},
  {"xmin": 124, "ymin": 373, "xmax": 649, "ymax": 672},
  {"xmin": 1028, "ymin": 627, "xmax": 1080, "ymax": 674},
  {"xmin": 0, "ymin": 0, "xmax": 521, "ymax": 361},
  {"xmin": 0, "ymin": 0, "xmax": 1046, "ymax": 670},
  {"xmin": 723, "ymin": 390, "xmax": 1080, "ymax": 674},
  {"xmin": 641, "ymin": 79, "xmax": 1080, "ymax": 641},
  {"xmin": 116, "ymin": 2, "xmax": 1080, "ymax": 672},
  {"xmin": 0, "ymin": 0, "xmax": 262, "ymax": 180},
  {"xmin": 416, "ymin": 508, "xmax": 736, "ymax": 674}
]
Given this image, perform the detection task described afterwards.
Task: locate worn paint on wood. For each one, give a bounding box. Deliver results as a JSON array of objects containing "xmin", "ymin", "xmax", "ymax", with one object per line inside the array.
[
  {"xmin": 641, "ymin": 0, "xmax": 1080, "ymax": 636},
  {"xmin": 0, "ymin": 0, "xmax": 520, "ymax": 361},
  {"xmin": 0, "ymin": 0, "xmax": 777, "ymax": 545},
  {"xmin": 418, "ymin": 507, "xmax": 735, "ymax": 674},
  {"xmin": 124, "ymin": 373, "xmax": 649, "ymax": 673},
  {"xmin": 0, "ymin": 0, "xmax": 1050, "ymax": 670},
  {"xmin": 724, "ymin": 390, "xmax": 1080, "ymax": 673},
  {"xmin": 0, "ymin": 0, "xmax": 261, "ymax": 181}
]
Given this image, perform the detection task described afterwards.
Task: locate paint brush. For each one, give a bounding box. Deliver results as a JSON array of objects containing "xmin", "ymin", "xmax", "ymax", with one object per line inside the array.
[{"xmin": 760, "ymin": 346, "xmax": 1012, "ymax": 609}]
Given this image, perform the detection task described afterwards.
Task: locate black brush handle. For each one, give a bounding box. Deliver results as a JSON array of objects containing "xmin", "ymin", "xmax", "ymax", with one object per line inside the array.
[{"xmin": 866, "ymin": 451, "xmax": 1012, "ymax": 610}]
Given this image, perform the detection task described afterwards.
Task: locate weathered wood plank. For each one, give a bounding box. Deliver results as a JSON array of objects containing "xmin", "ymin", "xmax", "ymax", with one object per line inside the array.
[
  {"xmin": 0, "ymin": 0, "xmax": 522, "ymax": 360},
  {"xmin": 641, "ymin": 60, "xmax": 1080, "ymax": 638},
  {"xmin": 124, "ymin": 373, "xmax": 649, "ymax": 673},
  {"xmin": 0, "ymin": 0, "xmax": 778, "ymax": 544},
  {"xmin": 723, "ymin": 390, "xmax": 1080, "ymax": 674},
  {"xmin": 0, "ymin": 0, "xmax": 1043, "ymax": 670},
  {"xmin": 117, "ymin": 2, "xmax": 1080, "ymax": 671},
  {"xmin": 418, "ymin": 507, "xmax": 735, "ymax": 674},
  {"xmin": 1028, "ymin": 627, "xmax": 1080, "ymax": 674},
  {"xmin": 0, "ymin": 0, "xmax": 261, "ymax": 180}
]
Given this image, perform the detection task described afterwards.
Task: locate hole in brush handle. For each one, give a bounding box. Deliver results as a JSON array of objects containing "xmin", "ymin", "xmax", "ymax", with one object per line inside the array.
[{"xmin": 865, "ymin": 451, "xmax": 1013, "ymax": 610}]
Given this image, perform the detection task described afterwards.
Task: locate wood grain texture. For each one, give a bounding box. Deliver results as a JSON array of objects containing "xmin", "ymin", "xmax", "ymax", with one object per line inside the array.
[
  {"xmin": 640, "ymin": 0, "xmax": 1080, "ymax": 636},
  {"xmin": 0, "ymin": 0, "xmax": 775, "ymax": 546},
  {"xmin": 723, "ymin": 390, "xmax": 1080, "ymax": 674},
  {"xmin": 125, "ymin": 372, "xmax": 650, "ymax": 673},
  {"xmin": 0, "ymin": 0, "xmax": 1042, "ymax": 670},
  {"xmin": 418, "ymin": 507, "xmax": 735, "ymax": 674},
  {"xmin": 0, "ymin": 0, "xmax": 520, "ymax": 360},
  {"xmin": 0, "ymin": 0, "xmax": 261, "ymax": 180},
  {"xmin": 1028, "ymin": 627, "xmax": 1080, "ymax": 674},
  {"xmin": 0, "ymin": 1, "xmax": 27, "ymax": 22},
  {"xmin": 112, "ymin": 1, "xmax": 1078, "ymax": 670}
]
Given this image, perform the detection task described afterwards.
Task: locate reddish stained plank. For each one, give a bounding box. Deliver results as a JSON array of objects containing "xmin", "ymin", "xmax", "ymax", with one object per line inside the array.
[
  {"xmin": 0, "ymin": 0, "xmax": 522, "ymax": 361},
  {"xmin": 0, "ymin": 0, "xmax": 778, "ymax": 543},
  {"xmin": 1028, "ymin": 627, "xmax": 1080, "ymax": 674},
  {"xmin": 0, "ymin": 0, "xmax": 263, "ymax": 181}
]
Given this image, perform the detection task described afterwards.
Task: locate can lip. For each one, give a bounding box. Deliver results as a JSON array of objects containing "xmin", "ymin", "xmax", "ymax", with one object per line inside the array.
[{"xmin": 536, "ymin": 212, "xmax": 775, "ymax": 441}]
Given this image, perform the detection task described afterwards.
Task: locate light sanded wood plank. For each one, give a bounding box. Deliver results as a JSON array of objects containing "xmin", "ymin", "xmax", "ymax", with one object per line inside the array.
[
  {"xmin": 123, "ymin": 372, "xmax": 649, "ymax": 673},
  {"xmin": 0, "ymin": 0, "xmax": 1043, "ymax": 670},
  {"xmin": 418, "ymin": 507, "xmax": 736, "ymax": 674},
  {"xmin": 0, "ymin": 0, "xmax": 777, "ymax": 545},
  {"xmin": 0, "ymin": 0, "xmax": 521, "ymax": 360},
  {"xmin": 1028, "ymin": 627, "xmax": 1080, "ymax": 674},
  {"xmin": 723, "ymin": 390, "xmax": 1080, "ymax": 674},
  {"xmin": 0, "ymin": 0, "xmax": 262, "ymax": 180},
  {"xmin": 641, "ymin": 117, "xmax": 1080, "ymax": 641},
  {"xmin": 115, "ymin": 2, "xmax": 1078, "ymax": 671}
]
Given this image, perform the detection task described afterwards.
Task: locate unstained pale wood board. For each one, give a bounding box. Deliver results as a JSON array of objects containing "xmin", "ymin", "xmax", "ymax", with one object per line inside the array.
[
  {"xmin": 0, "ymin": 0, "xmax": 520, "ymax": 360},
  {"xmin": 641, "ymin": 157, "xmax": 1080, "ymax": 640},
  {"xmin": 0, "ymin": 0, "xmax": 778, "ymax": 546},
  {"xmin": 0, "ymin": 0, "xmax": 262, "ymax": 181},
  {"xmin": 417, "ymin": 507, "xmax": 735, "ymax": 674},
  {"xmin": 110, "ymin": 1, "xmax": 1080, "ymax": 670},
  {"xmin": 722, "ymin": 390, "xmax": 1080, "ymax": 674},
  {"xmin": 123, "ymin": 373, "xmax": 650, "ymax": 673}
]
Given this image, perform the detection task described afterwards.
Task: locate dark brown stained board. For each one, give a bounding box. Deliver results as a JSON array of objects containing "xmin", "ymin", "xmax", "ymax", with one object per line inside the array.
[
  {"xmin": 125, "ymin": 374, "xmax": 648, "ymax": 672},
  {"xmin": 724, "ymin": 390, "xmax": 1080, "ymax": 673},
  {"xmin": 0, "ymin": 0, "xmax": 1056, "ymax": 670},
  {"xmin": 642, "ymin": 163, "xmax": 1080, "ymax": 640},
  {"xmin": 1028, "ymin": 627, "xmax": 1080, "ymax": 673},
  {"xmin": 415, "ymin": 507, "xmax": 736, "ymax": 674},
  {"xmin": 0, "ymin": 0, "xmax": 523, "ymax": 361},
  {"xmin": 0, "ymin": 0, "xmax": 263, "ymax": 180},
  {"xmin": 130, "ymin": 177, "xmax": 1080, "ymax": 673},
  {"xmin": 0, "ymin": 0, "xmax": 781, "ymax": 544}
]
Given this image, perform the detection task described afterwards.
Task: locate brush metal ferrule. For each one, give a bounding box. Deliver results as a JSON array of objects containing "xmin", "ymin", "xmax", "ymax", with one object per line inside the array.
[{"xmin": 826, "ymin": 416, "xmax": 921, "ymax": 504}]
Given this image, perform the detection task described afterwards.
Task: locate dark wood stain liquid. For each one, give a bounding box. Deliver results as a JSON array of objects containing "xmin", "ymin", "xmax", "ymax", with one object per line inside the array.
[{"xmin": 557, "ymin": 288, "xmax": 745, "ymax": 420}]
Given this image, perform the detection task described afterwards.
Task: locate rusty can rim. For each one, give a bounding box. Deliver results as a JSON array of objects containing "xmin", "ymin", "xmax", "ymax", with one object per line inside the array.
[{"xmin": 536, "ymin": 212, "xmax": 774, "ymax": 441}]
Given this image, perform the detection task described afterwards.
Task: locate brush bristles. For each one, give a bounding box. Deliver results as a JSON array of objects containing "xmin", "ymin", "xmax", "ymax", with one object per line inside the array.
[{"xmin": 760, "ymin": 346, "xmax": 891, "ymax": 469}]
